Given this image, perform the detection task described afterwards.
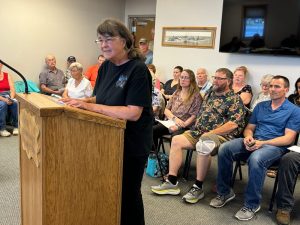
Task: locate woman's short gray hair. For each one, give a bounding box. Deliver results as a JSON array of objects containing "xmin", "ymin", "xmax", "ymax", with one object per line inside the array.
[
  {"xmin": 69, "ymin": 62, "xmax": 83, "ymax": 72},
  {"xmin": 261, "ymin": 74, "xmax": 274, "ymax": 84}
]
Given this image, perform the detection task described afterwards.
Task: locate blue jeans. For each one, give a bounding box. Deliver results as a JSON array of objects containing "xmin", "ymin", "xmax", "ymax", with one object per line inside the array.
[
  {"xmin": 0, "ymin": 100, "xmax": 18, "ymax": 130},
  {"xmin": 276, "ymin": 152, "xmax": 300, "ymax": 211},
  {"xmin": 217, "ymin": 138, "xmax": 287, "ymax": 209}
]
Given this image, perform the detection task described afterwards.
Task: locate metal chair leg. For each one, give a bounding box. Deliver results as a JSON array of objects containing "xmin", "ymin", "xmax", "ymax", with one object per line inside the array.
[{"xmin": 183, "ymin": 149, "xmax": 194, "ymax": 180}]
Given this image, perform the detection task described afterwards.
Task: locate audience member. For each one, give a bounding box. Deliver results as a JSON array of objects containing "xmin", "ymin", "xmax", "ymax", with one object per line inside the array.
[
  {"xmin": 151, "ymin": 68, "xmax": 246, "ymax": 204},
  {"xmin": 153, "ymin": 69, "xmax": 202, "ymax": 148},
  {"xmin": 152, "ymin": 86, "xmax": 165, "ymax": 120},
  {"xmin": 63, "ymin": 19, "xmax": 152, "ymax": 225},
  {"xmin": 65, "ymin": 56, "xmax": 76, "ymax": 81},
  {"xmin": 161, "ymin": 66, "xmax": 183, "ymax": 100},
  {"xmin": 210, "ymin": 75, "xmax": 300, "ymax": 221},
  {"xmin": 85, "ymin": 54, "xmax": 105, "ymax": 88},
  {"xmin": 196, "ymin": 68, "xmax": 212, "ymax": 97},
  {"xmin": 250, "ymin": 74, "xmax": 273, "ymax": 111},
  {"xmin": 62, "ymin": 62, "xmax": 92, "ymax": 99},
  {"xmin": 288, "ymin": 77, "xmax": 300, "ymax": 106},
  {"xmin": 147, "ymin": 64, "xmax": 161, "ymax": 90},
  {"xmin": 39, "ymin": 54, "xmax": 66, "ymax": 96},
  {"xmin": 139, "ymin": 38, "xmax": 153, "ymax": 65},
  {"xmin": 275, "ymin": 151, "xmax": 300, "ymax": 225},
  {"xmin": 0, "ymin": 63, "xmax": 18, "ymax": 137},
  {"xmin": 232, "ymin": 66, "xmax": 252, "ymax": 109}
]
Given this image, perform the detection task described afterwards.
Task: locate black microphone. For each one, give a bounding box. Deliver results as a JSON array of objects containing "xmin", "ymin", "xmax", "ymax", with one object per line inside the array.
[{"xmin": 0, "ymin": 59, "xmax": 29, "ymax": 94}]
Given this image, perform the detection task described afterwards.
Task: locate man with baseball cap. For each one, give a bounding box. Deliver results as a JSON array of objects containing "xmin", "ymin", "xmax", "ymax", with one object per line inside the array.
[
  {"xmin": 139, "ymin": 38, "xmax": 153, "ymax": 65},
  {"xmin": 65, "ymin": 56, "xmax": 77, "ymax": 81}
]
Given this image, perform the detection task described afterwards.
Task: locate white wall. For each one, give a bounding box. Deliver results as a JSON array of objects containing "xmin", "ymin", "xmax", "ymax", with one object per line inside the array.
[
  {"xmin": 0, "ymin": 0, "xmax": 125, "ymax": 83},
  {"xmin": 124, "ymin": 0, "xmax": 156, "ymax": 26},
  {"xmin": 154, "ymin": 0, "xmax": 300, "ymax": 95}
]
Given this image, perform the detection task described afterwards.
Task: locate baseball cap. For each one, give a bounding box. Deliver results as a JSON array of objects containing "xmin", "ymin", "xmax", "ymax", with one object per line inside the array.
[
  {"xmin": 139, "ymin": 38, "xmax": 148, "ymax": 44},
  {"xmin": 67, "ymin": 56, "xmax": 76, "ymax": 63}
]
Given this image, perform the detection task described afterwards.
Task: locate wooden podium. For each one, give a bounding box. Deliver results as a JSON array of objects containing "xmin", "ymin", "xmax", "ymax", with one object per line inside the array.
[{"xmin": 16, "ymin": 93, "xmax": 126, "ymax": 225}]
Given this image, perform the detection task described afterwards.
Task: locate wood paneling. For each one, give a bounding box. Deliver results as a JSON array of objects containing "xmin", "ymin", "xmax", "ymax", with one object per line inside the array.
[{"xmin": 16, "ymin": 93, "xmax": 125, "ymax": 225}]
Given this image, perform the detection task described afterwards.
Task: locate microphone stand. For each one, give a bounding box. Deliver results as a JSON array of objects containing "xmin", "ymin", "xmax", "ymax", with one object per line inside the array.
[{"xmin": 0, "ymin": 59, "xmax": 29, "ymax": 94}]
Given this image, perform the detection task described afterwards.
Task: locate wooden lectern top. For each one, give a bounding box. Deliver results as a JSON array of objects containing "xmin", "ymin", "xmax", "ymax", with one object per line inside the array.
[{"xmin": 16, "ymin": 93, "xmax": 126, "ymax": 129}]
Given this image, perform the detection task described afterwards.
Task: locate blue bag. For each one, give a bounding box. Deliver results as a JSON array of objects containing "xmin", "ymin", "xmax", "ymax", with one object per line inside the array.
[
  {"xmin": 14, "ymin": 80, "xmax": 40, "ymax": 93},
  {"xmin": 146, "ymin": 152, "xmax": 169, "ymax": 177}
]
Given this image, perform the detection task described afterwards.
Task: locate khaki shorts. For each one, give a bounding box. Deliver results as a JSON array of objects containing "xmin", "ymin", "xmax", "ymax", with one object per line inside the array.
[{"xmin": 183, "ymin": 131, "xmax": 227, "ymax": 156}]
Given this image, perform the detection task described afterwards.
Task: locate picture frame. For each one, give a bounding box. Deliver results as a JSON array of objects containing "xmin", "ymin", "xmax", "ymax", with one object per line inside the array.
[{"xmin": 162, "ymin": 27, "xmax": 217, "ymax": 49}]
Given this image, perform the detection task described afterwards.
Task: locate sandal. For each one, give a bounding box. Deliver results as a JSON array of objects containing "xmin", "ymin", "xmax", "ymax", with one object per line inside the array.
[{"xmin": 267, "ymin": 169, "xmax": 277, "ymax": 178}]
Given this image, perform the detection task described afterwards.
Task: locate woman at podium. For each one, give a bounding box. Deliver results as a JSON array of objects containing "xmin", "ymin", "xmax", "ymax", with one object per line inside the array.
[{"xmin": 62, "ymin": 19, "xmax": 152, "ymax": 225}]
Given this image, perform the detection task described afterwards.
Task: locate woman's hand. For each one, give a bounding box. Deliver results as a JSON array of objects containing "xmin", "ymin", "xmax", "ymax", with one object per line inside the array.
[
  {"xmin": 61, "ymin": 98, "xmax": 87, "ymax": 109},
  {"xmin": 168, "ymin": 125, "xmax": 179, "ymax": 133},
  {"xmin": 175, "ymin": 117, "xmax": 185, "ymax": 128}
]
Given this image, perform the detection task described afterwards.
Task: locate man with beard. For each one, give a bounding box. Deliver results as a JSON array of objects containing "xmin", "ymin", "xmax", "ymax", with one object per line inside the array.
[
  {"xmin": 151, "ymin": 68, "xmax": 246, "ymax": 203},
  {"xmin": 210, "ymin": 75, "xmax": 300, "ymax": 221}
]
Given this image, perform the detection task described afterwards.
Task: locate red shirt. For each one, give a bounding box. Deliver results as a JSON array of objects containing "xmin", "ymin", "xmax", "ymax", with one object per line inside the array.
[
  {"xmin": 85, "ymin": 64, "xmax": 100, "ymax": 87},
  {"xmin": 0, "ymin": 72, "xmax": 10, "ymax": 92}
]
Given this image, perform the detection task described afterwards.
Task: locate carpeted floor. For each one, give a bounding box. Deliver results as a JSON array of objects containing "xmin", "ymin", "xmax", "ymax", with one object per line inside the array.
[{"xmin": 1, "ymin": 136, "xmax": 299, "ymax": 225}]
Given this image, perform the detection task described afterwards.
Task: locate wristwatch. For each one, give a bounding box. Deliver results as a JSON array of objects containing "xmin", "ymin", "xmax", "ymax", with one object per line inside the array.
[{"xmin": 172, "ymin": 116, "xmax": 176, "ymax": 122}]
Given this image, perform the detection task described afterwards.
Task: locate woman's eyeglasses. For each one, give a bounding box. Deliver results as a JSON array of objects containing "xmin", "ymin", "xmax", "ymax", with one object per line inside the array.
[
  {"xmin": 260, "ymin": 83, "xmax": 270, "ymax": 88},
  {"xmin": 95, "ymin": 37, "xmax": 118, "ymax": 45},
  {"xmin": 180, "ymin": 76, "xmax": 190, "ymax": 80}
]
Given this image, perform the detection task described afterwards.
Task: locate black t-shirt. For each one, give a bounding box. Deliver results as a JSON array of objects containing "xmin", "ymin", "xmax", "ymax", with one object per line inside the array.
[
  {"xmin": 163, "ymin": 79, "xmax": 178, "ymax": 95},
  {"xmin": 93, "ymin": 59, "xmax": 153, "ymax": 156}
]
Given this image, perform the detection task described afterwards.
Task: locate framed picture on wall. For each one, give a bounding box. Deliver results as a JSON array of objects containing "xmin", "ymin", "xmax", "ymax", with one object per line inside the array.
[{"xmin": 162, "ymin": 27, "xmax": 216, "ymax": 49}]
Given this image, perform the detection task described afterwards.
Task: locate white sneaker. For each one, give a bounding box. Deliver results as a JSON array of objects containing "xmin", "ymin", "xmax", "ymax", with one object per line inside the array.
[
  {"xmin": 12, "ymin": 128, "xmax": 19, "ymax": 135},
  {"xmin": 0, "ymin": 129, "xmax": 11, "ymax": 137}
]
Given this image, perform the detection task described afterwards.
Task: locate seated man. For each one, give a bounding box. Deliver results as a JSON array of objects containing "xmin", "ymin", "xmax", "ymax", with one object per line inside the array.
[
  {"xmin": 151, "ymin": 68, "xmax": 246, "ymax": 203},
  {"xmin": 139, "ymin": 38, "xmax": 153, "ymax": 65},
  {"xmin": 64, "ymin": 56, "xmax": 76, "ymax": 81},
  {"xmin": 85, "ymin": 54, "xmax": 105, "ymax": 88},
  {"xmin": 276, "ymin": 150, "xmax": 300, "ymax": 225},
  {"xmin": 196, "ymin": 67, "xmax": 212, "ymax": 97},
  {"xmin": 39, "ymin": 54, "xmax": 65, "ymax": 96},
  {"xmin": 210, "ymin": 75, "xmax": 300, "ymax": 221}
]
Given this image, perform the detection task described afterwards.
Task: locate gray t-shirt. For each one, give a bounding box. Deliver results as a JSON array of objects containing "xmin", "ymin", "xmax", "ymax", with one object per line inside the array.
[{"xmin": 39, "ymin": 68, "xmax": 65, "ymax": 91}]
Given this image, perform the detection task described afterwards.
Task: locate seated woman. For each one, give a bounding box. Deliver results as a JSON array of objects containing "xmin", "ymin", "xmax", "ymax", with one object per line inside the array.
[
  {"xmin": 147, "ymin": 64, "xmax": 161, "ymax": 90},
  {"xmin": 250, "ymin": 74, "xmax": 273, "ymax": 111},
  {"xmin": 288, "ymin": 77, "xmax": 300, "ymax": 106},
  {"xmin": 62, "ymin": 62, "xmax": 93, "ymax": 99},
  {"xmin": 152, "ymin": 87, "xmax": 165, "ymax": 120},
  {"xmin": 0, "ymin": 63, "xmax": 18, "ymax": 137},
  {"xmin": 153, "ymin": 69, "xmax": 202, "ymax": 148},
  {"xmin": 232, "ymin": 66, "xmax": 252, "ymax": 109},
  {"xmin": 161, "ymin": 66, "xmax": 183, "ymax": 100}
]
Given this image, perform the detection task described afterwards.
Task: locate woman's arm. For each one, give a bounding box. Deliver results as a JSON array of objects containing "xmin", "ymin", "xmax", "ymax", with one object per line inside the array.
[
  {"xmin": 182, "ymin": 115, "xmax": 196, "ymax": 128},
  {"xmin": 64, "ymin": 98, "xmax": 143, "ymax": 121},
  {"xmin": 240, "ymin": 92, "xmax": 252, "ymax": 106},
  {"xmin": 8, "ymin": 74, "xmax": 16, "ymax": 98},
  {"xmin": 62, "ymin": 89, "xmax": 69, "ymax": 98}
]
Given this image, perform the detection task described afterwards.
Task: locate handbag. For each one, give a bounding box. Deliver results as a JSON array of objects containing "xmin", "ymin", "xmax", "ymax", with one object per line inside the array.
[{"xmin": 146, "ymin": 152, "xmax": 169, "ymax": 178}]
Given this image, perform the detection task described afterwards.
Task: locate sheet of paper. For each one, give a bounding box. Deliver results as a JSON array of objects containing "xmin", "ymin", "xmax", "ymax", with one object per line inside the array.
[
  {"xmin": 155, "ymin": 119, "xmax": 176, "ymax": 129},
  {"xmin": 288, "ymin": 145, "xmax": 300, "ymax": 153}
]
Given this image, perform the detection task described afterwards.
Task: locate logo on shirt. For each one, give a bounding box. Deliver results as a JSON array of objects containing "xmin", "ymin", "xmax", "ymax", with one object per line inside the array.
[{"xmin": 116, "ymin": 74, "xmax": 127, "ymax": 88}]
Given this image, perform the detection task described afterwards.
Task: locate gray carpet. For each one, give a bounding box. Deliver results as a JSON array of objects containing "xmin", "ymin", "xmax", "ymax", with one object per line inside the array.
[{"xmin": 1, "ymin": 136, "xmax": 299, "ymax": 225}]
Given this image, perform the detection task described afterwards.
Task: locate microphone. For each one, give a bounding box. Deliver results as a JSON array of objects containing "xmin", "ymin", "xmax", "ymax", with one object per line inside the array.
[{"xmin": 0, "ymin": 59, "xmax": 29, "ymax": 94}]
